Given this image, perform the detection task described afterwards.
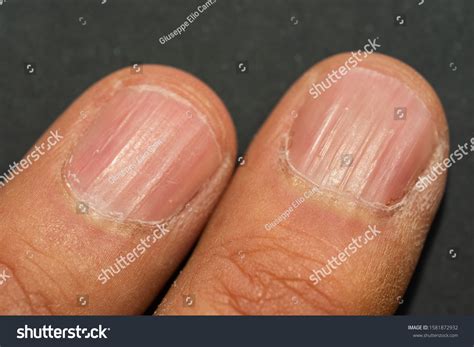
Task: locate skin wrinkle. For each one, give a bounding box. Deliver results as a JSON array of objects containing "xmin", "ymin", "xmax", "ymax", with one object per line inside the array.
[
  {"xmin": 226, "ymin": 263, "xmax": 343, "ymax": 314},
  {"xmin": 15, "ymin": 246, "xmax": 72, "ymax": 312},
  {"xmin": 207, "ymin": 235, "xmax": 349, "ymax": 315},
  {"xmin": 216, "ymin": 281, "xmax": 250, "ymax": 315},
  {"xmin": 22, "ymin": 238, "xmax": 72, "ymax": 284},
  {"xmin": 10, "ymin": 188, "xmax": 137, "ymax": 314},
  {"xmin": 282, "ymin": 215, "xmax": 387, "ymax": 305},
  {"xmin": 1, "ymin": 202, "xmax": 79, "ymax": 314},
  {"xmin": 0, "ymin": 259, "xmax": 54, "ymax": 315},
  {"xmin": 191, "ymin": 200, "xmax": 381, "ymax": 314},
  {"xmin": 17, "ymin": 225, "xmax": 86, "ymax": 293},
  {"xmin": 253, "ymin": 268, "xmax": 315, "ymax": 304},
  {"xmin": 213, "ymin": 260, "xmax": 273, "ymax": 314},
  {"xmin": 211, "ymin": 249, "xmax": 275, "ymax": 312}
]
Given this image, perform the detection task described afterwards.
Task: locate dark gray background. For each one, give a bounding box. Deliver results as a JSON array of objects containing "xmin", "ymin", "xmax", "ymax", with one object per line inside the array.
[{"xmin": 0, "ymin": 0, "xmax": 472, "ymax": 314}]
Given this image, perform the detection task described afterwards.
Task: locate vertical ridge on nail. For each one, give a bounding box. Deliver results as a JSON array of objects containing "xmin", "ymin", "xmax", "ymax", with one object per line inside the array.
[
  {"xmin": 66, "ymin": 86, "xmax": 222, "ymax": 222},
  {"xmin": 289, "ymin": 68, "xmax": 437, "ymax": 205}
]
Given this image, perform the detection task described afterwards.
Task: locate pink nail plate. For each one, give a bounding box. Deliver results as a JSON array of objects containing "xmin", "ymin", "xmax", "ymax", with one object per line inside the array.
[
  {"xmin": 65, "ymin": 85, "xmax": 221, "ymax": 222},
  {"xmin": 288, "ymin": 67, "xmax": 437, "ymax": 205}
]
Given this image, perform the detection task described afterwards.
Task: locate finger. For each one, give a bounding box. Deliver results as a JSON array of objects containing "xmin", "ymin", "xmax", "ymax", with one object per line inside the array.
[
  {"xmin": 156, "ymin": 52, "xmax": 448, "ymax": 315},
  {"xmin": 0, "ymin": 65, "xmax": 236, "ymax": 314}
]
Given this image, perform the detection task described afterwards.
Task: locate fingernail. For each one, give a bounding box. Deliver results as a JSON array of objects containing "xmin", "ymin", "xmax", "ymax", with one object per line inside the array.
[
  {"xmin": 65, "ymin": 85, "xmax": 222, "ymax": 222},
  {"xmin": 288, "ymin": 67, "xmax": 437, "ymax": 205}
]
